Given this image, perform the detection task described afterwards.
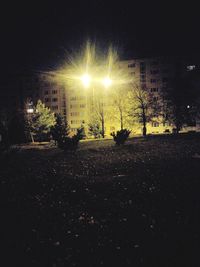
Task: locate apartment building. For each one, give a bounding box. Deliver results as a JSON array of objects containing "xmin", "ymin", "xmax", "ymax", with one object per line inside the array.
[
  {"xmin": 23, "ymin": 56, "xmax": 200, "ymax": 136},
  {"xmin": 118, "ymin": 57, "xmax": 176, "ymax": 134}
]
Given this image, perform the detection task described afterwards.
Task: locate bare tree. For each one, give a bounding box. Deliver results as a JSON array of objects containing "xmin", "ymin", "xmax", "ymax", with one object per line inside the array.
[
  {"xmin": 111, "ymin": 86, "xmax": 131, "ymax": 130},
  {"xmin": 128, "ymin": 83, "xmax": 162, "ymax": 136},
  {"xmin": 91, "ymin": 95, "xmax": 107, "ymax": 138}
]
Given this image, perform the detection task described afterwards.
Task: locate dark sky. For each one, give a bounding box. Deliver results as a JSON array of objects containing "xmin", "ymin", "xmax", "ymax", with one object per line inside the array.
[{"xmin": 0, "ymin": 1, "xmax": 200, "ymax": 74}]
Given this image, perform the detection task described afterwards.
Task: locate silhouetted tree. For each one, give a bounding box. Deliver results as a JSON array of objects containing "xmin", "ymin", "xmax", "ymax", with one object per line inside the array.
[{"xmin": 51, "ymin": 114, "xmax": 70, "ymax": 145}]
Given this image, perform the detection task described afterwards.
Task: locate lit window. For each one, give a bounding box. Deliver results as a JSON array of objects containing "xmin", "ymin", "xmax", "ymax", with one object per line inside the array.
[{"xmin": 187, "ymin": 65, "xmax": 195, "ymax": 71}]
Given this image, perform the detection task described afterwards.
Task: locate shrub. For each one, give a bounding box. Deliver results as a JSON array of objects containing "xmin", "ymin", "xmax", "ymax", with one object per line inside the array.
[
  {"xmin": 58, "ymin": 132, "xmax": 82, "ymax": 151},
  {"xmin": 77, "ymin": 124, "xmax": 86, "ymax": 140},
  {"xmin": 88, "ymin": 122, "xmax": 101, "ymax": 138},
  {"xmin": 51, "ymin": 114, "xmax": 70, "ymax": 145},
  {"xmin": 111, "ymin": 129, "xmax": 131, "ymax": 145}
]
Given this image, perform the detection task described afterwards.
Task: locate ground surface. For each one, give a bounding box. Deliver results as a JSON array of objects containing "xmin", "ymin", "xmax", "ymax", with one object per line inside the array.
[{"xmin": 1, "ymin": 134, "xmax": 200, "ymax": 267}]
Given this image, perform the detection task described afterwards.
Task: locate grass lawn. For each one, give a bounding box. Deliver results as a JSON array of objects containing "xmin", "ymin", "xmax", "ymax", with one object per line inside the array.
[{"xmin": 1, "ymin": 133, "xmax": 200, "ymax": 267}]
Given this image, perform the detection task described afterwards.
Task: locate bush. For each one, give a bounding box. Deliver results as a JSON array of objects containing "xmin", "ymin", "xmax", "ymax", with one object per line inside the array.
[
  {"xmin": 111, "ymin": 129, "xmax": 131, "ymax": 145},
  {"xmin": 58, "ymin": 130, "xmax": 83, "ymax": 151},
  {"xmin": 77, "ymin": 124, "xmax": 86, "ymax": 140},
  {"xmin": 172, "ymin": 128, "xmax": 179, "ymax": 134},
  {"xmin": 51, "ymin": 114, "xmax": 70, "ymax": 145},
  {"xmin": 58, "ymin": 136, "xmax": 78, "ymax": 151},
  {"xmin": 88, "ymin": 122, "xmax": 101, "ymax": 138}
]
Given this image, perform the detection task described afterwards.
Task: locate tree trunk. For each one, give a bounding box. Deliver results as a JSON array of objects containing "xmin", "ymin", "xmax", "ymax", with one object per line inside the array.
[
  {"xmin": 143, "ymin": 125, "xmax": 147, "ymax": 136},
  {"xmin": 142, "ymin": 108, "xmax": 147, "ymax": 136},
  {"xmin": 120, "ymin": 110, "xmax": 123, "ymax": 130},
  {"xmin": 30, "ymin": 132, "xmax": 34, "ymax": 143},
  {"xmin": 101, "ymin": 118, "xmax": 105, "ymax": 138}
]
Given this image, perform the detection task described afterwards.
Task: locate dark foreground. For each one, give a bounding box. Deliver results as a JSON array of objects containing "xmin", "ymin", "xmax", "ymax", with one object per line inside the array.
[{"xmin": 1, "ymin": 134, "xmax": 200, "ymax": 267}]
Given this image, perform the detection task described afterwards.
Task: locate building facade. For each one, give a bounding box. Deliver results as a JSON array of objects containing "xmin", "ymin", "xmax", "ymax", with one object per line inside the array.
[{"xmin": 23, "ymin": 56, "xmax": 200, "ymax": 136}]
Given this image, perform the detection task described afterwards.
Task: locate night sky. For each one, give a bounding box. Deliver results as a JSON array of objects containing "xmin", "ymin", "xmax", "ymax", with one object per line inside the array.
[{"xmin": 1, "ymin": 1, "xmax": 200, "ymax": 74}]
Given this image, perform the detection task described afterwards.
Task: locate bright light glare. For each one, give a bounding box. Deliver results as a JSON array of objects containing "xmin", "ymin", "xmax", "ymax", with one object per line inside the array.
[
  {"xmin": 27, "ymin": 108, "xmax": 34, "ymax": 113},
  {"xmin": 102, "ymin": 77, "xmax": 112, "ymax": 88},
  {"xmin": 81, "ymin": 74, "xmax": 91, "ymax": 88}
]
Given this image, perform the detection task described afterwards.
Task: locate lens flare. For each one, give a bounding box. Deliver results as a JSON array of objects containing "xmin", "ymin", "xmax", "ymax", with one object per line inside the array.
[
  {"xmin": 102, "ymin": 77, "xmax": 112, "ymax": 88},
  {"xmin": 81, "ymin": 74, "xmax": 91, "ymax": 88}
]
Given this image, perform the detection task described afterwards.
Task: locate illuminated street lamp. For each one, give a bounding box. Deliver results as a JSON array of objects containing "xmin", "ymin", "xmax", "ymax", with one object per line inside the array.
[
  {"xmin": 81, "ymin": 73, "xmax": 91, "ymax": 88},
  {"xmin": 102, "ymin": 76, "xmax": 112, "ymax": 88},
  {"xmin": 27, "ymin": 108, "xmax": 34, "ymax": 113},
  {"xmin": 26, "ymin": 101, "xmax": 34, "ymax": 114}
]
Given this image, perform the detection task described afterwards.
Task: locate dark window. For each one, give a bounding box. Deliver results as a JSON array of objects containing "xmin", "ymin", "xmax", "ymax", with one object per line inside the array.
[
  {"xmin": 70, "ymin": 112, "xmax": 79, "ymax": 116},
  {"xmin": 152, "ymin": 122, "xmax": 159, "ymax": 127},
  {"xmin": 162, "ymin": 77, "xmax": 169, "ymax": 83},
  {"xmin": 140, "ymin": 62, "xmax": 146, "ymax": 73},
  {"xmin": 52, "ymin": 105, "xmax": 58, "ymax": 110},
  {"xmin": 52, "ymin": 98, "xmax": 58, "ymax": 102},
  {"xmin": 52, "ymin": 90, "xmax": 57, "ymax": 94},
  {"xmin": 140, "ymin": 73, "xmax": 146, "ymax": 83},
  {"xmin": 80, "ymin": 104, "xmax": 86, "ymax": 108},
  {"xmin": 128, "ymin": 63, "xmax": 135, "ymax": 68},
  {"xmin": 150, "ymin": 70, "xmax": 159, "ymax": 74},
  {"xmin": 162, "ymin": 69, "xmax": 169, "ymax": 73},
  {"xmin": 151, "ymin": 61, "xmax": 158, "ymax": 65},
  {"xmin": 150, "ymin": 88, "xmax": 159, "ymax": 92}
]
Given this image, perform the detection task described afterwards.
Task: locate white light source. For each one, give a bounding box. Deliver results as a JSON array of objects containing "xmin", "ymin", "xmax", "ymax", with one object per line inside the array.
[
  {"xmin": 27, "ymin": 108, "xmax": 34, "ymax": 113},
  {"xmin": 187, "ymin": 105, "xmax": 190, "ymax": 109},
  {"xmin": 102, "ymin": 77, "xmax": 112, "ymax": 88},
  {"xmin": 187, "ymin": 65, "xmax": 195, "ymax": 71},
  {"xmin": 81, "ymin": 74, "xmax": 91, "ymax": 88}
]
